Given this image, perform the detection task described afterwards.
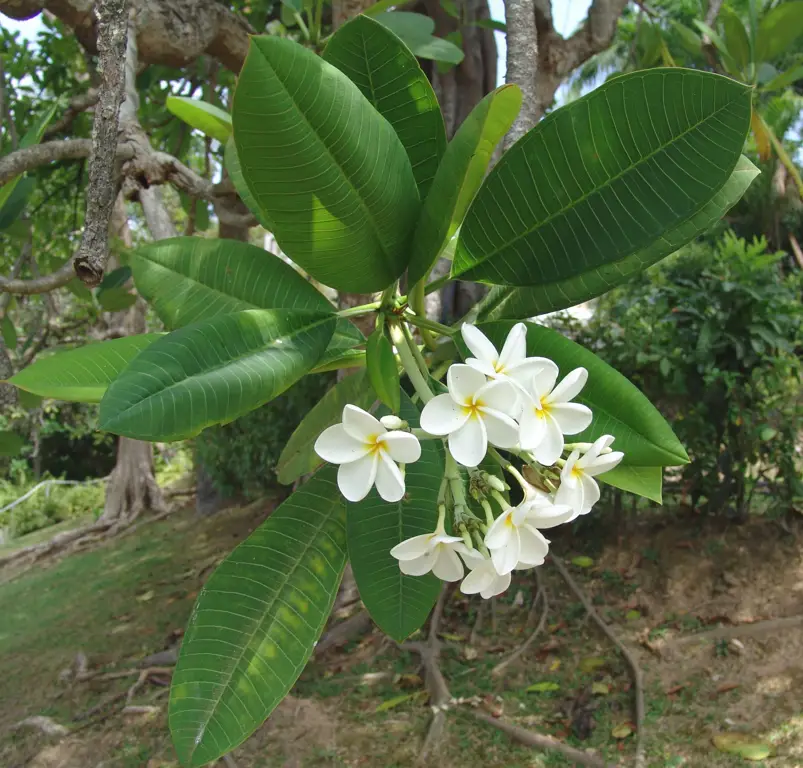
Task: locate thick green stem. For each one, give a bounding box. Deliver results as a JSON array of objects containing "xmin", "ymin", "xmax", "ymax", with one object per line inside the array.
[
  {"xmin": 425, "ymin": 273, "xmax": 451, "ymax": 295},
  {"xmin": 400, "ymin": 321, "xmax": 430, "ymax": 379},
  {"xmin": 404, "ymin": 312, "xmax": 457, "ymax": 337},
  {"xmin": 389, "ymin": 322, "xmax": 434, "ymax": 403},
  {"xmin": 336, "ymin": 300, "xmax": 382, "ymax": 319},
  {"xmin": 409, "ymin": 280, "xmax": 438, "ymax": 351}
]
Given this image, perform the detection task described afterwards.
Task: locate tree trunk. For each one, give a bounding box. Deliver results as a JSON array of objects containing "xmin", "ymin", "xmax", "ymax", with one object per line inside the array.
[{"xmin": 100, "ymin": 436, "xmax": 166, "ymax": 524}]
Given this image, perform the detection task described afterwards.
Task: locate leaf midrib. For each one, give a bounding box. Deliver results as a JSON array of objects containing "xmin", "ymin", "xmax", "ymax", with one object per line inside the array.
[
  {"xmin": 458, "ymin": 84, "xmax": 747, "ymax": 272},
  {"xmin": 184, "ymin": 491, "xmax": 341, "ymax": 764},
  {"xmin": 248, "ymin": 42, "xmax": 399, "ymax": 265}
]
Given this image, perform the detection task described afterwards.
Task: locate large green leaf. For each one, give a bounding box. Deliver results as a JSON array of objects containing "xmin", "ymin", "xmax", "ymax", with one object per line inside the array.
[
  {"xmin": 165, "ymin": 96, "xmax": 232, "ymax": 144},
  {"xmin": 233, "ymin": 36, "xmax": 420, "ymax": 293},
  {"xmin": 477, "ymin": 155, "xmax": 760, "ymax": 320},
  {"xmin": 721, "ymin": 8, "xmax": 751, "ymax": 71},
  {"xmin": 129, "ymin": 237, "xmax": 363, "ymax": 369},
  {"xmin": 475, "ymin": 322, "xmax": 689, "ymax": 467},
  {"xmin": 223, "ymin": 138, "xmax": 273, "ymax": 231},
  {"xmin": 598, "ymin": 465, "xmax": 663, "ymax": 504},
  {"xmin": 8, "ymin": 335, "xmax": 162, "ymax": 403},
  {"xmin": 373, "ymin": 12, "xmax": 464, "ymax": 64},
  {"xmin": 0, "ymin": 430, "xmax": 25, "ymax": 457},
  {"xmin": 277, "ymin": 369, "xmax": 375, "ymax": 485},
  {"xmin": 407, "ymin": 85, "xmax": 522, "ymax": 286},
  {"xmin": 99, "ymin": 310, "xmax": 335, "ymax": 441},
  {"xmin": 323, "ymin": 15, "xmax": 446, "ymax": 199},
  {"xmin": 451, "ymin": 69, "xmax": 751, "ymax": 287},
  {"xmin": 762, "ymin": 64, "xmax": 803, "ymax": 92},
  {"xmin": 0, "ymin": 176, "xmax": 36, "ymax": 230},
  {"xmin": 0, "ymin": 102, "xmax": 58, "ymax": 212},
  {"xmin": 169, "ymin": 465, "xmax": 347, "ymax": 767},
  {"xmin": 756, "ymin": 1, "xmax": 803, "ymax": 62},
  {"xmin": 347, "ymin": 393, "xmax": 442, "ymax": 641},
  {"xmin": 366, "ymin": 327, "xmax": 400, "ymax": 412}
]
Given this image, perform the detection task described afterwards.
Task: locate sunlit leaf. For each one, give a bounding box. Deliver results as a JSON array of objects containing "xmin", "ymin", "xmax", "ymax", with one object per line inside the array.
[
  {"xmin": 712, "ymin": 733, "xmax": 774, "ymax": 761},
  {"xmin": 599, "ymin": 465, "xmax": 663, "ymax": 503},
  {"xmin": 165, "ymin": 96, "xmax": 232, "ymax": 144}
]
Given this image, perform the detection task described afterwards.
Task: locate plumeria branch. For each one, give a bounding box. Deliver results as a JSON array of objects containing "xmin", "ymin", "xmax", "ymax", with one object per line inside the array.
[
  {"xmin": 403, "ymin": 312, "xmax": 457, "ymax": 337},
  {"xmin": 389, "ymin": 321, "xmax": 435, "ymax": 403}
]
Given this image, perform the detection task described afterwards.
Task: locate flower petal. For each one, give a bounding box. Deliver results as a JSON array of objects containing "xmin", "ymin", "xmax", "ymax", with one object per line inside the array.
[
  {"xmin": 577, "ymin": 435, "xmax": 614, "ymax": 467},
  {"xmin": 481, "ymin": 571, "xmax": 511, "ymax": 599},
  {"xmin": 461, "ymin": 323, "xmax": 498, "ymax": 365},
  {"xmin": 448, "ymin": 364, "xmax": 487, "ymax": 405},
  {"xmin": 390, "ymin": 533, "xmax": 435, "ymax": 560},
  {"xmin": 583, "ymin": 451, "xmax": 625, "ymax": 477},
  {"xmin": 380, "ymin": 431, "xmax": 421, "ymax": 464},
  {"xmin": 518, "ymin": 525, "xmax": 550, "ymax": 565},
  {"xmin": 421, "ymin": 394, "xmax": 467, "ymax": 435},
  {"xmin": 530, "ymin": 362, "xmax": 559, "ymax": 399},
  {"xmin": 342, "ymin": 404, "xmax": 384, "ymax": 441},
  {"xmin": 547, "ymin": 367, "xmax": 588, "ymax": 404},
  {"xmin": 314, "ymin": 424, "xmax": 367, "ymax": 464},
  {"xmin": 448, "ymin": 417, "xmax": 487, "ymax": 467},
  {"xmin": 399, "ymin": 552, "xmax": 436, "ymax": 576},
  {"xmin": 480, "ymin": 408, "xmax": 520, "ymax": 449},
  {"xmin": 525, "ymin": 502, "xmax": 575, "ymax": 529},
  {"xmin": 491, "ymin": 530, "xmax": 520, "ymax": 575},
  {"xmin": 531, "ymin": 414, "xmax": 565, "ymax": 466},
  {"xmin": 555, "ymin": 477, "xmax": 583, "ymax": 516},
  {"xmin": 460, "ymin": 563, "xmax": 494, "ymax": 595},
  {"xmin": 467, "ymin": 358, "xmax": 498, "ymax": 378},
  {"xmin": 497, "ymin": 322, "xmax": 527, "ymax": 370},
  {"xmin": 549, "ymin": 402, "xmax": 593, "ymax": 435},
  {"xmin": 507, "ymin": 358, "xmax": 558, "ymax": 392},
  {"xmin": 579, "ymin": 474, "xmax": 600, "ymax": 515},
  {"xmin": 375, "ymin": 454, "xmax": 406, "ymax": 502},
  {"xmin": 484, "ymin": 509, "xmax": 513, "ymax": 549},
  {"xmin": 476, "ymin": 378, "xmax": 519, "ymax": 417},
  {"xmin": 337, "ymin": 454, "xmax": 378, "ymax": 502},
  {"xmin": 561, "ymin": 449, "xmax": 581, "ymax": 482},
  {"xmin": 458, "ymin": 547, "xmax": 488, "ymax": 570},
  {"xmin": 432, "ymin": 546, "xmax": 464, "ymax": 581},
  {"xmin": 518, "ymin": 405, "xmax": 547, "ymax": 452}
]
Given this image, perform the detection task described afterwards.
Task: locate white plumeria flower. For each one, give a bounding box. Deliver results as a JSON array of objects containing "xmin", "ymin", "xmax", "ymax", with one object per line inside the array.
[
  {"xmin": 420, "ymin": 364, "xmax": 519, "ymax": 467},
  {"xmin": 555, "ymin": 435, "xmax": 624, "ymax": 519},
  {"xmin": 462, "ymin": 322, "xmax": 557, "ymax": 387},
  {"xmin": 519, "ymin": 367, "xmax": 593, "ymax": 466},
  {"xmin": 314, "ymin": 405, "xmax": 421, "ymax": 503},
  {"xmin": 459, "ymin": 548, "xmax": 511, "ymax": 599},
  {"xmin": 390, "ymin": 525, "xmax": 465, "ymax": 581},
  {"xmin": 521, "ymin": 482, "xmax": 575, "ymax": 529},
  {"xmin": 484, "ymin": 503, "xmax": 551, "ymax": 576}
]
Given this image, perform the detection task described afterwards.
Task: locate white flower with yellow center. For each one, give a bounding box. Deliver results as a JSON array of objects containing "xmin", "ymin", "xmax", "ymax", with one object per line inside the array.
[
  {"xmin": 462, "ymin": 322, "xmax": 556, "ymax": 385},
  {"xmin": 458, "ymin": 548, "xmax": 511, "ymax": 599},
  {"xmin": 484, "ymin": 503, "xmax": 551, "ymax": 575},
  {"xmin": 519, "ymin": 367, "xmax": 593, "ymax": 466},
  {"xmin": 314, "ymin": 405, "xmax": 421, "ymax": 503},
  {"xmin": 420, "ymin": 364, "xmax": 519, "ymax": 467},
  {"xmin": 390, "ymin": 523, "xmax": 466, "ymax": 581},
  {"xmin": 555, "ymin": 435, "xmax": 624, "ymax": 518}
]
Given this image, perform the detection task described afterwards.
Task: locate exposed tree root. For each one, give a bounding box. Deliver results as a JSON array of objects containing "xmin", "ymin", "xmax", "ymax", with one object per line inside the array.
[
  {"xmin": 492, "ymin": 570, "xmax": 548, "ymax": 677},
  {"xmin": 12, "ymin": 716, "xmax": 69, "ymax": 738},
  {"xmin": 315, "ymin": 609, "xmax": 372, "ymax": 656},
  {"xmin": 469, "ymin": 599, "xmax": 487, "ymax": 646},
  {"xmin": 551, "ymin": 554, "xmax": 647, "ymax": 768},
  {"xmin": 72, "ymin": 666, "xmax": 173, "ymax": 723},
  {"xmin": 671, "ymin": 614, "xmax": 803, "ymax": 647}
]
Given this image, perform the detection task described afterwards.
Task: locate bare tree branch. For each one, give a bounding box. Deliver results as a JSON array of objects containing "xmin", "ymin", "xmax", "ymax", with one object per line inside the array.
[
  {"xmin": 0, "ymin": 260, "xmax": 77, "ymax": 295},
  {"xmin": 72, "ymin": 0, "xmax": 129, "ymax": 287},
  {"xmin": 504, "ymin": 0, "xmax": 539, "ymax": 149},
  {"xmin": 705, "ymin": 0, "xmax": 724, "ymax": 27},
  {"xmin": 44, "ymin": 88, "xmax": 100, "ymax": 138}
]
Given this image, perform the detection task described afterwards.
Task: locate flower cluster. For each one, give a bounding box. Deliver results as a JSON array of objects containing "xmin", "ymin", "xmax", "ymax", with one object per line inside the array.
[{"xmin": 314, "ymin": 322, "xmax": 625, "ymax": 600}]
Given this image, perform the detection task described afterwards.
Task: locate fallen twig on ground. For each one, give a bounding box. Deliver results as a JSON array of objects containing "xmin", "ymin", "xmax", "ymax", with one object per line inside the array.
[
  {"xmin": 470, "ymin": 712, "xmax": 614, "ymax": 768},
  {"xmin": 12, "ymin": 716, "xmax": 69, "ymax": 738},
  {"xmin": 551, "ymin": 554, "xmax": 646, "ymax": 768},
  {"xmin": 672, "ymin": 615, "xmax": 803, "ymax": 646},
  {"xmin": 492, "ymin": 570, "xmax": 548, "ymax": 676},
  {"xmin": 72, "ymin": 666, "xmax": 173, "ymax": 722}
]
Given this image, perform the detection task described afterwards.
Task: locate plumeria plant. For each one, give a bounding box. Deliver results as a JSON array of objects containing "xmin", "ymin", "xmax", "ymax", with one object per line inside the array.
[{"xmin": 8, "ymin": 13, "xmax": 757, "ymax": 767}]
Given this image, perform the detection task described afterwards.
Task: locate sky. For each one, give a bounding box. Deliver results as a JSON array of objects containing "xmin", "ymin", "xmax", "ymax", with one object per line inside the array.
[{"xmin": 1, "ymin": 0, "xmax": 593, "ymax": 90}]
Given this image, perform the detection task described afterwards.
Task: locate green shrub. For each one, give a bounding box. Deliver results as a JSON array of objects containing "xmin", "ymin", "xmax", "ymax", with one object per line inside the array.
[
  {"xmin": 195, "ymin": 372, "xmax": 335, "ymax": 500},
  {"xmin": 567, "ymin": 232, "xmax": 803, "ymax": 516}
]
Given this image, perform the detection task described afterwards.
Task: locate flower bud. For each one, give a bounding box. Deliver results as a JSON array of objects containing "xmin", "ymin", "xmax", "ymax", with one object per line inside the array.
[{"xmin": 380, "ymin": 414, "xmax": 406, "ymax": 430}]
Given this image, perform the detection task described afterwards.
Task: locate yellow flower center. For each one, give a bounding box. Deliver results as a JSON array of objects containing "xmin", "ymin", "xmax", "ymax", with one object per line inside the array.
[
  {"xmin": 533, "ymin": 398, "xmax": 551, "ymax": 419},
  {"xmin": 461, "ymin": 398, "xmax": 484, "ymax": 420},
  {"xmin": 365, "ymin": 434, "xmax": 384, "ymax": 456},
  {"xmin": 571, "ymin": 465, "xmax": 583, "ymax": 479}
]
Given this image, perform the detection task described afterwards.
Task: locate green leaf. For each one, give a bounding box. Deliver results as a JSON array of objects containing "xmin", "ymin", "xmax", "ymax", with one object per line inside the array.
[
  {"xmin": 599, "ymin": 465, "xmax": 663, "ymax": 503},
  {"xmin": 756, "ymin": 1, "xmax": 803, "ymax": 62},
  {"xmin": 347, "ymin": 393, "xmax": 442, "ymax": 641},
  {"xmin": 96, "ymin": 286, "xmax": 136, "ymax": 312},
  {"xmin": 375, "ymin": 692, "xmax": 420, "ymax": 712},
  {"xmin": 721, "ymin": 7, "xmax": 751, "ymax": 71},
  {"xmin": 277, "ymin": 369, "xmax": 375, "ymax": 485},
  {"xmin": 526, "ymin": 681, "xmax": 560, "ymax": 692},
  {"xmin": 66, "ymin": 278, "xmax": 93, "ymax": 302},
  {"xmin": 712, "ymin": 733, "xmax": 774, "ymax": 761},
  {"xmin": 693, "ymin": 21, "xmax": 739, "ymax": 73},
  {"xmin": 99, "ymin": 309, "xmax": 335, "ymax": 441},
  {"xmin": 0, "ymin": 430, "xmax": 24, "ymax": 456},
  {"xmin": 0, "ymin": 102, "xmax": 58, "ymax": 213},
  {"xmin": 165, "ymin": 96, "xmax": 232, "ymax": 144},
  {"xmin": 233, "ymin": 36, "xmax": 420, "ymax": 293},
  {"xmin": 474, "ymin": 322, "xmax": 689, "ymax": 466},
  {"xmin": 280, "ymin": 0, "xmax": 303, "ymax": 13},
  {"xmin": 362, "ymin": 0, "xmax": 416, "ymax": 17},
  {"xmin": 476, "ymin": 155, "xmax": 759, "ymax": 319},
  {"xmin": 762, "ymin": 64, "xmax": 803, "ymax": 91},
  {"xmin": 407, "ymin": 85, "xmax": 522, "ymax": 286},
  {"xmin": 374, "ymin": 12, "xmax": 465, "ymax": 64},
  {"xmin": 473, "ymin": 18, "xmax": 506, "ymax": 32},
  {"xmin": 2, "ymin": 316, "xmax": 17, "ymax": 349},
  {"xmin": 98, "ymin": 266, "xmax": 132, "ymax": 291},
  {"xmin": 223, "ymin": 138, "xmax": 273, "ymax": 230},
  {"xmin": 129, "ymin": 237, "xmax": 363, "ymax": 369},
  {"xmin": 571, "ymin": 556, "xmax": 594, "ymax": 568},
  {"xmin": 451, "ymin": 69, "xmax": 752, "ymax": 287},
  {"xmin": 169, "ymin": 465, "xmax": 347, "ymax": 767},
  {"xmin": 0, "ymin": 176, "xmax": 35, "ymax": 230},
  {"xmin": 18, "ymin": 390, "xmax": 43, "ymax": 409},
  {"xmin": 366, "ymin": 327, "xmax": 400, "ymax": 413},
  {"xmin": 323, "ymin": 15, "xmax": 446, "ymax": 199},
  {"xmin": 8, "ymin": 335, "xmax": 162, "ymax": 403}
]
